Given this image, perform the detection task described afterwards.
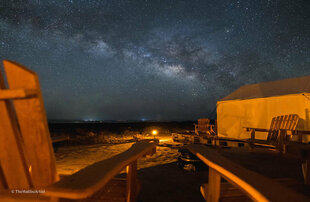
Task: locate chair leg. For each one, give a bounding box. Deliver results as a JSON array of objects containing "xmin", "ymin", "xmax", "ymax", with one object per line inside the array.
[
  {"xmin": 126, "ymin": 160, "xmax": 137, "ymax": 202},
  {"xmin": 207, "ymin": 167, "xmax": 221, "ymax": 202},
  {"xmin": 277, "ymin": 131, "xmax": 286, "ymax": 154},
  {"xmin": 302, "ymin": 152, "xmax": 310, "ymax": 185},
  {"xmin": 250, "ymin": 129, "xmax": 255, "ymax": 148}
]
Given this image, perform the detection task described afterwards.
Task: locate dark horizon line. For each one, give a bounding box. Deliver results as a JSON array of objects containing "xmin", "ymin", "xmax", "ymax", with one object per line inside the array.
[{"xmin": 47, "ymin": 119, "xmax": 209, "ymax": 123}]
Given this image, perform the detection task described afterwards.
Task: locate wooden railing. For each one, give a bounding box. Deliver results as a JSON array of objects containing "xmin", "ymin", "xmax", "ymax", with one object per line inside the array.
[{"xmin": 186, "ymin": 144, "xmax": 309, "ymax": 202}]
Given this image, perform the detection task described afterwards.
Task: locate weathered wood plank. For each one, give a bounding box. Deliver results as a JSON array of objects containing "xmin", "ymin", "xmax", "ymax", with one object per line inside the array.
[
  {"xmin": 187, "ymin": 144, "xmax": 309, "ymax": 202},
  {"xmin": 45, "ymin": 142, "xmax": 156, "ymax": 199},
  {"xmin": 0, "ymin": 89, "xmax": 38, "ymax": 100},
  {"xmin": 3, "ymin": 60, "xmax": 59, "ymax": 187}
]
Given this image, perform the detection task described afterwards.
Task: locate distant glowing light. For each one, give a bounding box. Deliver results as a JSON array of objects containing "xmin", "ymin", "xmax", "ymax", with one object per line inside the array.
[
  {"xmin": 83, "ymin": 118, "xmax": 97, "ymax": 122},
  {"xmin": 152, "ymin": 130, "xmax": 158, "ymax": 135}
]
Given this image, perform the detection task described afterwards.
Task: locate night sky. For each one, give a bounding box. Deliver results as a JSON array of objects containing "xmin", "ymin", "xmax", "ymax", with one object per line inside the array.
[{"xmin": 0, "ymin": 0, "xmax": 309, "ymax": 121}]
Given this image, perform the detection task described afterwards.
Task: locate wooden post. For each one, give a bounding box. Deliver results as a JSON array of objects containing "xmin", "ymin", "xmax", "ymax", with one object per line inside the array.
[
  {"xmin": 250, "ymin": 129, "xmax": 255, "ymax": 148},
  {"xmin": 212, "ymin": 138, "xmax": 217, "ymax": 147},
  {"xmin": 207, "ymin": 167, "xmax": 221, "ymax": 202},
  {"xmin": 126, "ymin": 160, "xmax": 137, "ymax": 202},
  {"xmin": 298, "ymin": 131, "xmax": 303, "ymax": 143}
]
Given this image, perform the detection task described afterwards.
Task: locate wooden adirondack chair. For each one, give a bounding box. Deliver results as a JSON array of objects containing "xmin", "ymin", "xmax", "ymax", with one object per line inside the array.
[
  {"xmin": 0, "ymin": 60, "xmax": 157, "ymax": 201},
  {"xmin": 194, "ymin": 119, "xmax": 216, "ymax": 136},
  {"xmin": 194, "ymin": 118, "xmax": 210, "ymax": 134},
  {"xmin": 244, "ymin": 114, "xmax": 310, "ymax": 185},
  {"xmin": 244, "ymin": 114, "xmax": 299, "ymax": 153}
]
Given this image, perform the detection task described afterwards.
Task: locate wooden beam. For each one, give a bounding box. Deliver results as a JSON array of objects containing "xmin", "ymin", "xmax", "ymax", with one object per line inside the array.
[
  {"xmin": 186, "ymin": 144, "xmax": 309, "ymax": 202},
  {"xmin": 0, "ymin": 89, "xmax": 38, "ymax": 100}
]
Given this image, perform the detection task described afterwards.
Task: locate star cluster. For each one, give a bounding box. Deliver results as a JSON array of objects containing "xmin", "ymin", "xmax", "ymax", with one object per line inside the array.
[{"xmin": 0, "ymin": 0, "xmax": 309, "ymax": 120}]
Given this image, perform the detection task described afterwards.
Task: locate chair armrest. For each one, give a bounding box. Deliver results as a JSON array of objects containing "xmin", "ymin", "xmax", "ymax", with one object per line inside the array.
[
  {"xmin": 244, "ymin": 128, "xmax": 299, "ymax": 133},
  {"xmin": 186, "ymin": 144, "xmax": 310, "ymax": 202},
  {"xmin": 44, "ymin": 142, "xmax": 156, "ymax": 199},
  {"xmin": 243, "ymin": 127, "xmax": 272, "ymax": 133},
  {"xmin": 293, "ymin": 130, "xmax": 310, "ymax": 135}
]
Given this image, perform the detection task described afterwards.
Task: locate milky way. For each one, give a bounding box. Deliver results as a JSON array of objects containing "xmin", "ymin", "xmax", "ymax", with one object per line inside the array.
[{"xmin": 0, "ymin": 0, "xmax": 309, "ymax": 121}]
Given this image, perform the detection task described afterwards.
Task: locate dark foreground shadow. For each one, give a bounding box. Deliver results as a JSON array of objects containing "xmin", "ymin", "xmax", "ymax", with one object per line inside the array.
[
  {"xmin": 136, "ymin": 162, "xmax": 208, "ymax": 202},
  {"xmin": 119, "ymin": 148, "xmax": 310, "ymax": 201}
]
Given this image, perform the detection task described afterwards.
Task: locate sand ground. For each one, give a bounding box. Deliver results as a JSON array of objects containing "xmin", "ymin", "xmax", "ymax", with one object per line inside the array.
[
  {"xmin": 55, "ymin": 135, "xmax": 209, "ymax": 201},
  {"xmin": 55, "ymin": 135, "xmax": 180, "ymax": 175}
]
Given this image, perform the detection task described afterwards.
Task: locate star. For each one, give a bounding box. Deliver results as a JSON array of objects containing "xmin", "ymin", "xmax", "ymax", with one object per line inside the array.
[{"xmin": 0, "ymin": 0, "xmax": 308, "ymax": 120}]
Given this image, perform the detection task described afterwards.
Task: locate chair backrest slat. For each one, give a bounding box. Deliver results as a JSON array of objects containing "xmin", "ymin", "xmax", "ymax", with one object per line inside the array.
[
  {"xmin": 0, "ymin": 67, "xmax": 32, "ymax": 189},
  {"xmin": 282, "ymin": 115, "xmax": 289, "ymax": 129},
  {"xmin": 288, "ymin": 115, "xmax": 299, "ymax": 130},
  {"xmin": 197, "ymin": 118, "xmax": 210, "ymax": 133},
  {"xmin": 267, "ymin": 114, "xmax": 299, "ymax": 144},
  {"xmin": 2, "ymin": 60, "xmax": 58, "ymax": 188}
]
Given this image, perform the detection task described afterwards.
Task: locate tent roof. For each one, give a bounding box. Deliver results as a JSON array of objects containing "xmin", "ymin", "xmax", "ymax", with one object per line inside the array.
[{"xmin": 221, "ymin": 75, "xmax": 310, "ymax": 101}]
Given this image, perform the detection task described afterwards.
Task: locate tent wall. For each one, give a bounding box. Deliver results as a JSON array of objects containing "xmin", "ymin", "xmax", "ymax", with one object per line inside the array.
[{"xmin": 217, "ymin": 93, "xmax": 310, "ymax": 143}]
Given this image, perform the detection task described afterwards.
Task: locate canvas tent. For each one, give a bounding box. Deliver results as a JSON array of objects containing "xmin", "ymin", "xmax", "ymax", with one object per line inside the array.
[{"xmin": 217, "ymin": 75, "xmax": 310, "ymax": 143}]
